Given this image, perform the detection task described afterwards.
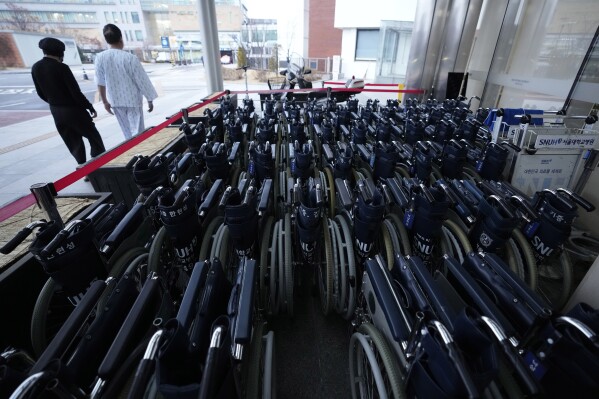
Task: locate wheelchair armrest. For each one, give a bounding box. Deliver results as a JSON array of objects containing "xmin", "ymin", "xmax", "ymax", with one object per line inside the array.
[
  {"xmin": 391, "ymin": 125, "xmax": 402, "ymax": 138},
  {"xmin": 351, "ymin": 111, "xmax": 360, "ymax": 120},
  {"xmin": 177, "ymin": 261, "xmax": 209, "ymax": 331},
  {"xmin": 443, "ymin": 256, "xmax": 516, "ymax": 337},
  {"xmin": 367, "ymin": 125, "xmax": 375, "ymax": 135},
  {"xmin": 233, "ymin": 259, "xmax": 258, "ymax": 345},
  {"xmin": 101, "ymin": 203, "xmax": 145, "ymax": 256},
  {"xmin": 356, "ymin": 144, "xmax": 371, "ymax": 162},
  {"xmin": 340, "ymin": 125, "xmax": 350, "ymax": 138},
  {"xmin": 465, "ymin": 254, "xmax": 544, "ymax": 332},
  {"xmin": 385, "ymin": 177, "xmax": 409, "ymax": 208},
  {"xmin": 271, "ymin": 143, "xmax": 277, "ymax": 161},
  {"xmin": 228, "ymin": 141, "xmax": 240, "ymax": 163},
  {"xmin": 322, "ymin": 143, "xmax": 334, "ymax": 163},
  {"xmin": 31, "ymin": 280, "xmax": 107, "ymax": 374},
  {"xmin": 335, "ymin": 178, "xmax": 353, "ymax": 210},
  {"xmin": 199, "ymin": 179, "xmax": 224, "ymax": 216},
  {"xmin": 98, "ymin": 277, "xmax": 162, "ymax": 379},
  {"xmin": 364, "ymin": 257, "xmax": 412, "ymax": 342},
  {"xmin": 480, "ymin": 253, "xmax": 551, "ymax": 319},
  {"xmin": 288, "ymin": 143, "xmax": 295, "ymax": 160},
  {"xmin": 176, "ymin": 152, "xmax": 194, "ymax": 175},
  {"xmin": 258, "ymin": 179, "xmax": 272, "ymax": 212},
  {"xmin": 313, "ymin": 124, "xmax": 322, "ymax": 137}
]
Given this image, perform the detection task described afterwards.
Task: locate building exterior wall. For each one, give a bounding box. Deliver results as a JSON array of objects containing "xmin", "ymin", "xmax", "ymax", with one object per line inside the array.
[
  {"xmin": 308, "ymin": 0, "xmax": 341, "ymax": 58},
  {"xmin": 0, "ymin": 32, "xmax": 24, "ymax": 68},
  {"xmin": 13, "ymin": 31, "xmax": 82, "ymax": 67},
  {"xmin": 334, "ymin": 0, "xmax": 417, "ymax": 80},
  {"xmin": 0, "ymin": 1, "xmax": 147, "ymax": 53}
]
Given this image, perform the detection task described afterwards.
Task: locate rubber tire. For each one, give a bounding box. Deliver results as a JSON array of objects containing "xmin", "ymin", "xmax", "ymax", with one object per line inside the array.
[
  {"xmin": 260, "ymin": 216, "xmax": 275, "ymax": 310},
  {"xmin": 357, "ymin": 322, "xmax": 406, "ymax": 399},
  {"xmin": 319, "ymin": 218, "xmax": 334, "ymax": 315},
  {"xmin": 198, "ymin": 216, "xmax": 224, "ymax": 262},
  {"xmin": 324, "ymin": 166, "xmax": 336, "ymax": 217},
  {"xmin": 244, "ymin": 321, "xmax": 265, "ymax": 399},
  {"xmin": 283, "ymin": 214, "xmax": 293, "ymax": 316},
  {"xmin": 510, "ymin": 229, "xmax": 538, "ymax": 291}
]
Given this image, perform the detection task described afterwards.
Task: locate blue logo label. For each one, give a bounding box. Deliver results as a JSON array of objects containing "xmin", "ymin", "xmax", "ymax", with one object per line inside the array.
[
  {"xmin": 524, "ymin": 221, "xmax": 540, "ymax": 238},
  {"xmin": 476, "ymin": 160, "xmax": 483, "ymax": 172},
  {"xmin": 248, "ymin": 160, "xmax": 255, "ymax": 176},
  {"xmin": 523, "ymin": 351, "xmax": 547, "ymax": 381},
  {"xmin": 403, "ymin": 210, "xmax": 415, "ymax": 229}
]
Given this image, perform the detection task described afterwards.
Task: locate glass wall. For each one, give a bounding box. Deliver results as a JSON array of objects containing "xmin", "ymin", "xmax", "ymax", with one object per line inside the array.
[
  {"xmin": 376, "ymin": 20, "xmax": 412, "ymax": 82},
  {"xmin": 469, "ymin": 0, "xmax": 599, "ymax": 112}
]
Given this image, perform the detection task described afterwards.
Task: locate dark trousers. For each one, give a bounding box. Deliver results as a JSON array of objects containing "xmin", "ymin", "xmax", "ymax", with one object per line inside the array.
[{"xmin": 50, "ymin": 105, "xmax": 106, "ymax": 164}]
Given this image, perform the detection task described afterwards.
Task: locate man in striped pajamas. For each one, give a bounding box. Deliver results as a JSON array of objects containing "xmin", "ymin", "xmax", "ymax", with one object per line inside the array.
[{"xmin": 95, "ymin": 24, "xmax": 158, "ymax": 140}]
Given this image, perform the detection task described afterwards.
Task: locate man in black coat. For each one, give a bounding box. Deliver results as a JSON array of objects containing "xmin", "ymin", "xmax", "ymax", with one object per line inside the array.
[{"xmin": 31, "ymin": 37, "xmax": 106, "ymax": 165}]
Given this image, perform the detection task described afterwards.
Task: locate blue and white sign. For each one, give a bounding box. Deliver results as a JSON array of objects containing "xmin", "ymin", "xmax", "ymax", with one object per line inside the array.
[
  {"xmin": 161, "ymin": 36, "xmax": 170, "ymax": 48},
  {"xmin": 535, "ymin": 134, "xmax": 599, "ymax": 149}
]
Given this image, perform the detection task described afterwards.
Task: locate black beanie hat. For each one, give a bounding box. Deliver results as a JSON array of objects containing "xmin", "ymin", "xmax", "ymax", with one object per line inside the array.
[{"xmin": 39, "ymin": 37, "xmax": 65, "ymax": 57}]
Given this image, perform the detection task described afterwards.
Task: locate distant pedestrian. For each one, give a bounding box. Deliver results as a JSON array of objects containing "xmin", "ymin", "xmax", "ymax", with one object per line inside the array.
[
  {"xmin": 31, "ymin": 37, "xmax": 106, "ymax": 166},
  {"xmin": 95, "ymin": 24, "xmax": 157, "ymax": 140}
]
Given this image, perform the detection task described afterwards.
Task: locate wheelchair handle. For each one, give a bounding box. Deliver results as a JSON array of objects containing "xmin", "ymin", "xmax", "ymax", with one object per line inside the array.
[
  {"xmin": 480, "ymin": 316, "xmax": 540, "ymax": 395},
  {"xmin": 219, "ymin": 186, "xmax": 233, "ymax": 209},
  {"xmin": 40, "ymin": 220, "xmax": 86, "ymax": 258},
  {"xmin": 125, "ymin": 154, "xmax": 143, "ymax": 170},
  {"xmin": 555, "ymin": 316, "xmax": 599, "ymax": 349},
  {"xmin": 556, "ymin": 188, "xmax": 595, "ymax": 212},
  {"xmin": 0, "ymin": 221, "xmax": 48, "ymax": 255},
  {"xmin": 540, "ymin": 189, "xmax": 577, "ymax": 212},
  {"xmin": 508, "ymin": 195, "xmax": 538, "ymax": 222},
  {"xmin": 487, "ymin": 195, "xmax": 516, "ymax": 220},
  {"xmin": 431, "ymin": 320, "xmax": 480, "ymax": 399},
  {"xmin": 128, "ymin": 330, "xmax": 164, "ymax": 399},
  {"xmin": 143, "ymin": 186, "xmax": 164, "ymax": 207},
  {"xmin": 148, "ymin": 154, "xmax": 164, "ymax": 168},
  {"xmin": 501, "ymin": 141, "xmax": 521, "ymax": 152}
]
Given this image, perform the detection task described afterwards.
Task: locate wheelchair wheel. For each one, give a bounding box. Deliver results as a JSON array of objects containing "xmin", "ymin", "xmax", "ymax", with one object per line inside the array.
[
  {"xmin": 510, "ymin": 229, "xmax": 538, "ymax": 291},
  {"xmin": 260, "ymin": 216, "xmax": 275, "ymax": 310},
  {"xmin": 262, "ymin": 330, "xmax": 276, "ymax": 398},
  {"xmin": 282, "ymin": 214, "xmax": 294, "ymax": 316},
  {"xmin": 329, "ymin": 216, "xmax": 345, "ymax": 315},
  {"xmin": 31, "ymin": 280, "xmax": 72, "ymax": 357},
  {"xmin": 430, "ymin": 164, "xmax": 443, "ymax": 183},
  {"xmin": 395, "ymin": 166, "xmax": 411, "ymax": 180},
  {"xmin": 537, "ymin": 251, "xmax": 573, "ymax": 311},
  {"xmin": 461, "ymin": 164, "xmax": 482, "ymax": 183},
  {"xmin": 350, "ymin": 324, "xmax": 405, "ymax": 399},
  {"xmin": 213, "ymin": 225, "xmax": 238, "ymax": 281},
  {"xmin": 244, "ymin": 321, "xmax": 265, "ymax": 399},
  {"xmin": 357, "ymin": 323, "xmax": 406, "ymax": 399},
  {"xmin": 506, "ymin": 238, "xmax": 526, "ymax": 284},
  {"xmin": 198, "ymin": 216, "xmax": 224, "ymax": 262},
  {"xmin": 147, "ymin": 226, "xmax": 173, "ymax": 276},
  {"xmin": 323, "ymin": 167, "xmax": 336, "ymax": 217},
  {"xmin": 269, "ymin": 220, "xmax": 282, "ymax": 315},
  {"xmin": 318, "ymin": 218, "xmax": 334, "ymax": 315},
  {"xmin": 358, "ymin": 167, "xmax": 373, "ymax": 181},
  {"xmin": 386, "ymin": 213, "xmax": 412, "ymax": 256},
  {"xmin": 335, "ymin": 214, "xmax": 357, "ymax": 320},
  {"xmin": 31, "ymin": 246, "xmax": 147, "ymax": 357},
  {"xmin": 380, "ymin": 224, "xmax": 394, "ymax": 271},
  {"xmin": 440, "ymin": 219, "xmax": 473, "ymax": 266}
]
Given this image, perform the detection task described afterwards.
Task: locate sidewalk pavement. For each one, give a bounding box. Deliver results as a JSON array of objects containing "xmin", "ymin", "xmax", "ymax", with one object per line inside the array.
[{"xmin": 0, "ymin": 64, "xmax": 387, "ymax": 209}]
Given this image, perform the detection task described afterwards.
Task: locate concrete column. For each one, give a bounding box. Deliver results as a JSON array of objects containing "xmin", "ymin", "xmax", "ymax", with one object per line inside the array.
[{"xmin": 197, "ymin": 0, "xmax": 223, "ymax": 93}]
